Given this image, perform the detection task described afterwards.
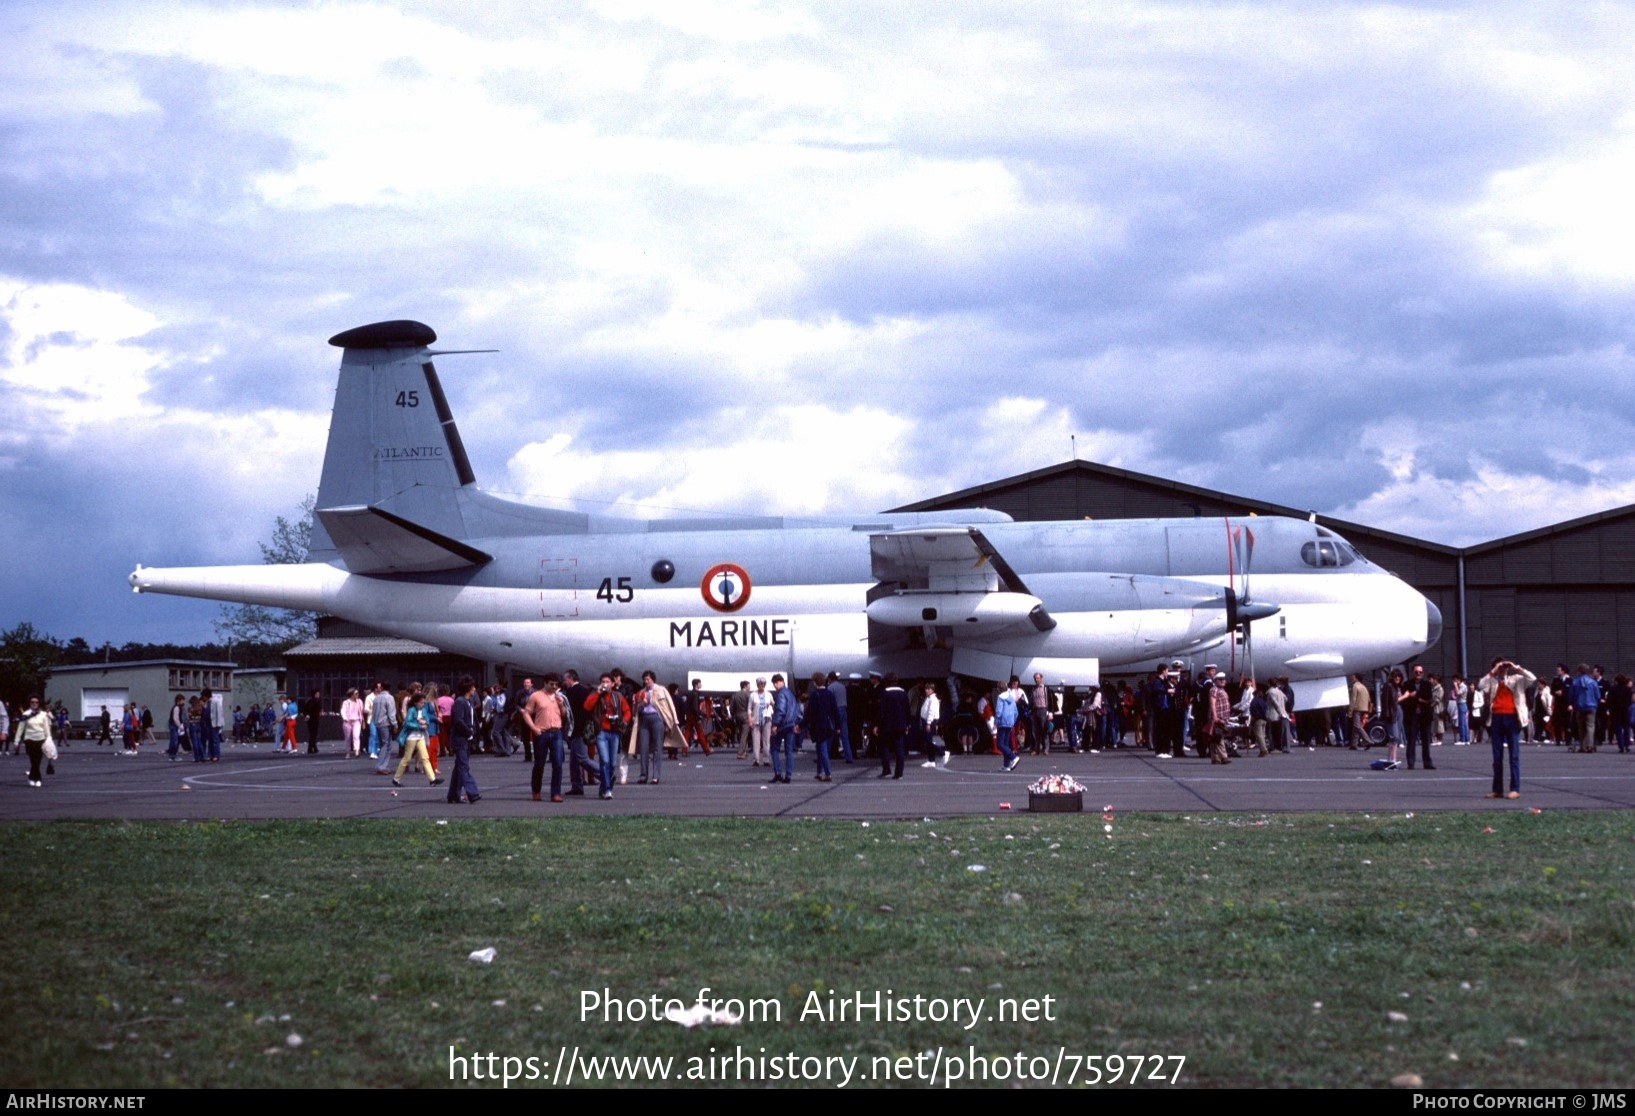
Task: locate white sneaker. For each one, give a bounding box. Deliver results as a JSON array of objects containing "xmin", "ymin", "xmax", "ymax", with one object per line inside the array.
[
  {"xmin": 921, "ymin": 760, "xmax": 937, "ymax": 768},
  {"xmin": 937, "ymin": 754, "xmax": 949, "ymax": 768},
  {"xmin": 1155, "ymin": 753, "xmax": 1171, "ymax": 759}
]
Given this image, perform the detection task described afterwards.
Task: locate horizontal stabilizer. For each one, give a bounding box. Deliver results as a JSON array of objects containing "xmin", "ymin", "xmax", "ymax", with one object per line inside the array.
[{"xmin": 316, "ymin": 505, "xmax": 492, "ymax": 574}]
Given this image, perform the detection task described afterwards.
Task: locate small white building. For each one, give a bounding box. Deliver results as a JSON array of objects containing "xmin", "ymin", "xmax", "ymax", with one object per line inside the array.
[{"xmin": 45, "ymin": 659, "xmax": 237, "ymax": 733}]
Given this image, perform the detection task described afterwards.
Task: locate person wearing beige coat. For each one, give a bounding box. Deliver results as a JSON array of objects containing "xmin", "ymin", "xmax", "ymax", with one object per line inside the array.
[{"xmin": 629, "ymin": 672, "xmax": 686, "ymax": 784}]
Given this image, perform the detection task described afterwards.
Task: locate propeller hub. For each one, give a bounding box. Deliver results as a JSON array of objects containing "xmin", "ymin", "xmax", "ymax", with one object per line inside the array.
[
  {"xmin": 1238, "ymin": 601, "xmax": 1280, "ymax": 623},
  {"xmin": 1224, "ymin": 588, "xmax": 1280, "ymax": 632}
]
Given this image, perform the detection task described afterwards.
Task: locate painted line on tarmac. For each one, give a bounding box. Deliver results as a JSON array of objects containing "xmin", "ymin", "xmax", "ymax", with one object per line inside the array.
[{"xmin": 180, "ymin": 759, "xmax": 387, "ymax": 792}]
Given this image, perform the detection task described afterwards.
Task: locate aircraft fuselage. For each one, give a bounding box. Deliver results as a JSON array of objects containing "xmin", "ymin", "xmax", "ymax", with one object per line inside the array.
[
  {"xmin": 129, "ymin": 319, "xmax": 1441, "ymax": 704},
  {"xmin": 133, "ymin": 513, "xmax": 1437, "ymax": 689}
]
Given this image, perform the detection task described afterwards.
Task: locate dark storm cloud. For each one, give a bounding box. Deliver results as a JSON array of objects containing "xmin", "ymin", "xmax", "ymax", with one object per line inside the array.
[{"xmin": 0, "ymin": 431, "xmax": 253, "ymax": 645}]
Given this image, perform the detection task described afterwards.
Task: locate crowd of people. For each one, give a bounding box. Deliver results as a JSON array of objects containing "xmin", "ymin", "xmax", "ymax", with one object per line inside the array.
[{"xmin": 11, "ymin": 653, "xmax": 1630, "ymax": 800}]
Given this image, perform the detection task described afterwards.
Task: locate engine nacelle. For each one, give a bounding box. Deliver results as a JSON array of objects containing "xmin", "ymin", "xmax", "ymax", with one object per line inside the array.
[{"xmin": 866, "ymin": 591, "xmax": 1043, "ymax": 633}]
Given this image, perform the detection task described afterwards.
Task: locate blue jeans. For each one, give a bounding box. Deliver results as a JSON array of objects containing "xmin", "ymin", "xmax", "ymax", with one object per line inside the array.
[
  {"xmin": 188, "ymin": 723, "xmax": 205, "ymax": 762},
  {"xmin": 447, "ymin": 739, "xmax": 480, "ymax": 803},
  {"xmin": 531, "ymin": 729, "xmax": 565, "ymax": 797},
  {"xmin": 771, "ymin": 726, "xmax": 796, "ymax": 779},
  {"xmin": 1490, "ymin": 712, "xmax": 1521, "ymax": 794},
  {"xmin": 996, "ymin": 725, "xmax": 1016, "ymax": 766},
  {"xmin": 835, "ymin": 719, "xmax": 853, "ymax": 763},
  {"xmin": 568, "ymin": 732, "xmax": 598, "ymax": 792},
  {"xmin": 595, "ymin": 730, "xmax": 619, "ymax": 795},
  {"xmin": 811, "ymin": 732, "xmax": 832, "ymax": 778}
]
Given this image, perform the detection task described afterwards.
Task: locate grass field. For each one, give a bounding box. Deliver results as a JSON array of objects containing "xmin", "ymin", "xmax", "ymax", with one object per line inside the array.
[{"xmin": 5, "ymin": 810, "xmax": 1632, "ymax": 1089}]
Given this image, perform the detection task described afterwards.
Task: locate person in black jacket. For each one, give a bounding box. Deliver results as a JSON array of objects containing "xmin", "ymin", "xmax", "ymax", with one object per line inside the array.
[
  {"xmin": 446, "ymin": 676, "xmax": 482, "ymax": 805},
  {"xmin": 1608, "ymin": 674, "xmax": 1633, "ymax": 754},
  {"xmin": 302, "ymin": 690, "xmax": 323, "ymax": 754},
  {"xmin": 1406, "ymin": 665, "xmax": 1436, "ymax": 770},
  {"xmin": 874, "ymin": 674, "xmax": 910, "ymax": 780}
]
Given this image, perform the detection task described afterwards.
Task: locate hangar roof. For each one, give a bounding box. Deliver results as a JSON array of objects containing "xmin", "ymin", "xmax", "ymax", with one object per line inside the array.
[
  {"xmin": 51, "ymin": 659, "xmax": 236, "ymax": 673},
  {"xmin": 1463, "ymin": 500, "xmax": 1635, "ymax": 556},
  {"xmin": 284, "ymin": 635, "xmax": 444, "ymax": 658},
  {"xmin": 892, "ymin": 459, "xmax": 1458, "ymax": 555}
]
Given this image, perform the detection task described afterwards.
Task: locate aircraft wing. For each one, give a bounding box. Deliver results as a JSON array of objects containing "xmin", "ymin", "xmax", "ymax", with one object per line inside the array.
[
  {"xmin": 316, "ymin": 505, "xmax": 492, "ymax": 575},
  {"xmin": 869, "ymin": 527, "xmax": 1031, "ymax": 592},
  {"xmin": 868, "ymin": 527, "xmax": 1056, "ymax": 632}
]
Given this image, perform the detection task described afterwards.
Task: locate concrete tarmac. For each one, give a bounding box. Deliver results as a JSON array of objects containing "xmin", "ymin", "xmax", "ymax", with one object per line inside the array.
[{"xmin": 5, "ymin": 737, "xmax": 1635, "ymax": 820}]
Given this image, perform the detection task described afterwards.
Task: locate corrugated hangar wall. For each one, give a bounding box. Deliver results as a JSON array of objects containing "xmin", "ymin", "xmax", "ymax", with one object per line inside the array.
[
  {"xmin": 1464, "ymin": 511, "xmax": 1635, "ymax": 677},
  {"xmin": 899, "ymin": 461, "xmax": 1635, "ymax": 682}
]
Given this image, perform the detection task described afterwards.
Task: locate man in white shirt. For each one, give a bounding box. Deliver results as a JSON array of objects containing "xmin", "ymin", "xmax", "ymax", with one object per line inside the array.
[{"xmin": 746, "ymin": 677, "xmax": 774, "ymax": 768}]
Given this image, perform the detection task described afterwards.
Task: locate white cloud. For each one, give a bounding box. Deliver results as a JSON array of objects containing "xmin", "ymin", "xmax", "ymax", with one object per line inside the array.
[
  {"xmin": 1470, "ymin": 121, "xmax": 1635, "ymax": 287},
  {"xmin": 1336, "ymin": 463, "xmax": 1635, "ymax": 549},
  {"xmin": 0, "ymin": 281, "xmax": 165, "ymax": 429},
  {"xmin": 504, "ymin": 401, "xmax": 913, "ymax": 516},
  {"xmin": 0, "ymin": 279, "xmax": 322, "ymax": 552}
]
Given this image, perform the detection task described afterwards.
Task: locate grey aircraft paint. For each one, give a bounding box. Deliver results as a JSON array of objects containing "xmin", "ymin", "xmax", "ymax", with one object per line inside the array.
[{"xmin": 132, "ymin": 321, "xmax": 1441, "ymax": 705}]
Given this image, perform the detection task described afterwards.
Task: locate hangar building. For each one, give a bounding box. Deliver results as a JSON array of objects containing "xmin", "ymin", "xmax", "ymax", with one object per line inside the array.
[{"xmin": 896, "ymin": 460, "xmax": 1635, "ymax": 682}]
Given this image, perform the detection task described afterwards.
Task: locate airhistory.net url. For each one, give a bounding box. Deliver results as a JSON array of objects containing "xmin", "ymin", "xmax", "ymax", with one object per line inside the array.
[{"xmin": 448, "ymin": 1045, "xmax": 1185, "ymax": 1087}]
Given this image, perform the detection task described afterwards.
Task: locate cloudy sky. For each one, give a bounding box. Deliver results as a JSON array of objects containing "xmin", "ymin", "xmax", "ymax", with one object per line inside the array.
[{"xmin": 4, "ymin": 0, "xmax": 1634, "ymax": 645}]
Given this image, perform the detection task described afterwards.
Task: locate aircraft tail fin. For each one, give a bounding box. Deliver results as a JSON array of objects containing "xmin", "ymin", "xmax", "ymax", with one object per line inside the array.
[
  {"xmin": 311, "ymin": 320, "xmax": 483, "ymax": 568},
  {"xmin": 316, "ymin": 320, "xmax": 473, "ymax": 505}
]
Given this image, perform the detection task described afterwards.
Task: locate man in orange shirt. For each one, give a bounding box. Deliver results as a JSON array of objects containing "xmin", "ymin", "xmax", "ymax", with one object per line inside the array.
[{"xmin": 523, "ymin": 673, "xmax": 570, "ymax": 803}]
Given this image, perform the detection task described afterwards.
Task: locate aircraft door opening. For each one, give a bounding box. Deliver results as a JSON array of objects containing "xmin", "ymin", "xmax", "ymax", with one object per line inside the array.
[{"xmin": 539, "ymin": 557, "xmax": 581, "ymax": 619}]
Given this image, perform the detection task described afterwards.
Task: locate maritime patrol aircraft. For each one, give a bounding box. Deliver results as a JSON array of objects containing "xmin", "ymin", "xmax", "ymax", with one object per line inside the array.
[{"xmin": 130, "ymin": 320, "xmax": 1440, "ymax": 707}]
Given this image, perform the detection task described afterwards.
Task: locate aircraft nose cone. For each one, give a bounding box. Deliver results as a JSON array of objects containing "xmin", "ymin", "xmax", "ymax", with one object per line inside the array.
[{"xmin": 1425, "ymin": 597, "xmax": 1443, "ymax": 648}]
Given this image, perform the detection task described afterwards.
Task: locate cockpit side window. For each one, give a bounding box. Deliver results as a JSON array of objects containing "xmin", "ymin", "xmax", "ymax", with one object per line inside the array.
[{"xmin": 1301, "ymin": 530, "xmax": 1356, "ymax": 568}]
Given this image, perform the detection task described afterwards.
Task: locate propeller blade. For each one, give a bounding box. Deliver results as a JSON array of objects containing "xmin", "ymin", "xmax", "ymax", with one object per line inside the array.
[{"xmin": 1242, "ymin": 525, "xmax": 1255, "ymax": 606}]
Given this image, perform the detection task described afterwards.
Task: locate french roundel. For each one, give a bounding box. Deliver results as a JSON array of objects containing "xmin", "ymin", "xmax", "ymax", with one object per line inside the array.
[{"xmin": 700, "ymin": 562, "xmax": 752, "ymax": 613}]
